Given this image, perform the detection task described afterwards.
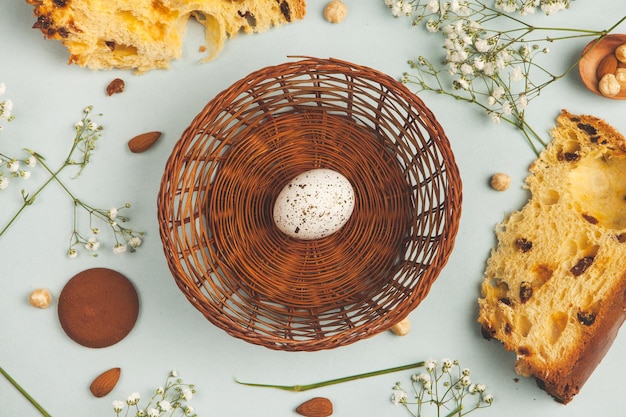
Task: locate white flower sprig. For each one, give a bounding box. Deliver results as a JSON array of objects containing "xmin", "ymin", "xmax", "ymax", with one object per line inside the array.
[
  {"xmin": 113, "ymin": 371, "xmax": 198, "ymax": 417},
  {"xmin": 391, "ymin": 358, "xmax": 493, "ymax": 417},
  {"xmin": 385, "ymin": 0, "xmax": 626, "ymax": 153},
  {"xmin": 0, "ymin": 92, "xmax": 144, "ymax": 257},
  {"xmin": 0, "ymin": 82, "xmax": 14, "ymax": 131}
]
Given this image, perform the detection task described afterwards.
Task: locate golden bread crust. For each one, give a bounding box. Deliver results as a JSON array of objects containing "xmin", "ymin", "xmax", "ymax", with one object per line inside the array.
[
  {"xmin": 26, "ymin": 0, "xmax": 307, "ymax": 73},
  {"xmin": 478, "ymin": 109, "xmax": 626, "ymax": 403}
]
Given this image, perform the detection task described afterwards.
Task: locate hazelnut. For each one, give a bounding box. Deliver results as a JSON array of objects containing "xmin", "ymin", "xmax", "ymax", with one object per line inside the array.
[
  {"xmin": 615, "ymin": 43, "xmax": 626, "ymax": 63},
  {"xmin": 390, "ymin": 317, "xmax": 410, "ymax": 336},
  {"xmin": 29, "ymin": 288, "xmax": 52, "ymax": 309},
  {"xmin": 599, "ymin": 73, "xmax": 621, "ymax": 97},
  {"xmin": 615, "ymin": 68, "xmax": 626, "ymax": 88},
  {"xmin": 324, "ymin": 0, "xmax": 348, "ymax": 24},
  {"xmin": 490, "ymin": 173, "xmax": 511, "ymax": 191}
]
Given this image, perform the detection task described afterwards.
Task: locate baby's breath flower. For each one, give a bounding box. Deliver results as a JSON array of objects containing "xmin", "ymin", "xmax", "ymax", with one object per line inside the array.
[
  {"xmin": 113, "ymin": 400, "xmax": 125, "ymax": 413},
  {"xmin": 67, "ymin": 248, "xmax": 78, "ymax": 258},
  {"xmin": 113, "ymin": 243, "xmax": 127, "ymax": 254},
  {"xmin": 391, "ymin": 385, "xmax": 408, "ymax": 405},
  {"xmin": 392, "ymin": 359, "xmax": 493, "ymax": 416},
  {"xmin": 158, "ymin": 400, "xmax": 172, "ymax": 412},
  {"xmin": 391, "ymin": 0, "xmax": 625, "ymax": 153},
  {"xmin": 7, "ymin": 160, "xmax": 19, "ymax": 172},
  {"xmin": 85, "ymin": 237, "xmax": 100, "ymax": 251},
  {"xmin": 0, "ymin": 177, "xmax": 8, "ymax": 190},
  {"xmin": 181, "ymin": 388, "xmax": 193, "ymax": 400},
  {"xmin": 113, "ymin": 372, "xmax": 197, "ymax": 417},
  {"xmin": 126, "ymin": 392, "xmax": 141, "ymax": 406},
  {"xmin": 109, "ymin": 207, "xmax": 118, "ymax": 220}
]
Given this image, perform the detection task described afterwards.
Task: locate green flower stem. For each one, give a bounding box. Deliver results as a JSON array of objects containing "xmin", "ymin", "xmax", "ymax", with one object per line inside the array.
[
  {"xmin": 0, "ymin": 165, "xmax": 59, "ymax": 238},
  {"xmin": 235, "ymin": 361, "xmax": 425, "ymax": 392},
  {"xmin": 0, "ymin": 366, "xmax": 52, "ymax": 417}
]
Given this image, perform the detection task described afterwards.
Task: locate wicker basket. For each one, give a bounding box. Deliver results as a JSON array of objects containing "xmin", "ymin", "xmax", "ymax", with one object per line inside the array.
[{"xmin": 158, "ymin": 57, "xmax": 462, "ymax": 351}]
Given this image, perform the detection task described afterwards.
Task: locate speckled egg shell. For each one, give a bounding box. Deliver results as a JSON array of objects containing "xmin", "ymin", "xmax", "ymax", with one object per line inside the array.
[{"xmin": 273, "ymin": 168, "xmax": 355, "ymax": 240}]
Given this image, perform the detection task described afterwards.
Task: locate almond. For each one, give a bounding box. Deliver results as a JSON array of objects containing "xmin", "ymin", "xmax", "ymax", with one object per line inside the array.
[
  {"xmin": 89, "ymin": 367, "xmax": 121, "ymax": 398},
  {"xmin": 596, "ymin": 53, "xmax": 618, "ymax": 80},
  {"xmin": 128, "ymin": 131, "xmax": 161, "ymax": 153},
  {"xmin": 295, "ymin": 397, "xmax": 333, "ymax": 417}
]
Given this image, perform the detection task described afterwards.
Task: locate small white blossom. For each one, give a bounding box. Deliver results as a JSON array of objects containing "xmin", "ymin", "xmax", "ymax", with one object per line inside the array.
[
  {"xmin": 85, "ymin": 237, "xmax": 100, "ymax": 251},
  {"xmin": 489, "ymin": 111, "xmax": 502, "ymax": 124},
  {"xmin": 461, "ymin": 63, "xmax": 474, "ymax": 76},
  {"xmin": 7, "ymin": 160, "xmax": 19, "ymax": 172},
  {"xmin": 518, "ymin": 93, "xmax": 528, "ymax": 109},
  {"xmin": 112, "ymin": 400, "xmax": 125, "ymax": 413},
  {"xmin": 510, "ymin": 66, "xmax": 524, "ymax": 81},
  {"xmin": 126, "ymin": 392, "xmax": 141, "ymax": 406},
  {"xmin": 182, "ymin": 388, "xmax": 193, "ymax": 400},
  {"xmin": 109, "ymin": 207, "xmax": 118, "ymax": 220},
  {"xmin": 502, "ymin": 100, "xmax": 513, "ymax": 115},
  {"xmin": 170, "ymin": 370, "xmax": 178, "ymax": 378},
  {"xmin": 0, "ymin": 177, "xmax": 8, "ymax": 190},
  {"xmin": 129, "ymin": 236, "xmax": 142, "ymax": 248},
  {"xmin": 156, "ymin": 386, "xmax": 165, "ymax": 395},
  {"xmin": 158, "ymin": 400, "xmax": 172, "ymax": 412},
  {"xmin": 113, "ymin": 243, "xmax": 127, "ymax": 254},
  {"xmin": 147, "ymin": 408, "xmax": 160, "ymax": 417},
  {"xmin": 391, "ymin": 388, "xmax": 408, "ymax": 405},
  {"xmin": 67, "ymin": 248, "xmax": 78, "ymax": 258},
  {"xmin": 184, "ymin": 405, "xmax": 194, "ymax": 414},
  {"xmin": 425, "ymin": 359, "xmax": 437, "ymax": 371},
  {"xmin": 492, "ymin": 86, "xmax": 505, "ymax": 100},
  {"xmin": 0, "ymin": 82, "xmax": 5, "ymax": 95},
  {"xmin": 20, "ymin": 170, "xmax": 31, "ymax": 179},
  {"xmin": 426, "ymin": 19, "xmax": 439, "ymax": 32},
  {"xmin": 26, "ymin": 155, "xmax": 37, "ymax": 167},
  {"xmin": 426, "ymin": 0, "xmax": 439, "ymax": 13},
  {"xmin": 401, "ymin": 1, "xmax": 412, "ymax": 15},
  {"xmin": 483, "ymin": 393, "xmax": 494, "ymax": 404}
]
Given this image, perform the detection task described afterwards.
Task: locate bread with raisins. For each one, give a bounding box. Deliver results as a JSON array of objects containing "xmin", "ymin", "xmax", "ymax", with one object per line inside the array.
[
  {"xmin": 478, "ymin": 109, "xmax": 626, "ymax": 404},
  {"xmin": 26, "ymin": 0, "xmax": 306, "ymax": 73}
]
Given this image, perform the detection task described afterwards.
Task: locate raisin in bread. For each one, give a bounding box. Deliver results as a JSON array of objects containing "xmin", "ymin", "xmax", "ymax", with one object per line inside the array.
[
  {"xmin": 26, "ymin": 0, "xmax": 306, "ymax": 73},
  {"xmin": 478, "ymin": 109, "xmax": 626, "ymax": 404}
]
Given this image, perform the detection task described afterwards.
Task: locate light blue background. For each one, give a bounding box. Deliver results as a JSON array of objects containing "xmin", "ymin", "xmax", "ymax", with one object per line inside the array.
[{"xmin": 1, "ymin": 1, "xmax": 625, "ymax": 416}]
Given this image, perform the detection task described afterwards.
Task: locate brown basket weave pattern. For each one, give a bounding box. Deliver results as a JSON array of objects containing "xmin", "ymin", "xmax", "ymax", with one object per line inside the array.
[{"xmin": 158, "ymin": 57, "xmax": 462, "ymax": 351}]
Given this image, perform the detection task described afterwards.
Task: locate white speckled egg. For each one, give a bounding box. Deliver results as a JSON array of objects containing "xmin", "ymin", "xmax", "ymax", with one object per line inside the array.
[{"xmin": 273, "ymin": 168, "xmax": 355, "ymax": 240}]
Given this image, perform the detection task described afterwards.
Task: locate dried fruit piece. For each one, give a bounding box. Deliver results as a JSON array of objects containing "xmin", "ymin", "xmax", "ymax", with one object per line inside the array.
[
  {"xmin": 570, "ymin": 256, "xmax": 594, "ymax": 276},
  {"xmin": 519, "ymin": 282, "xmax": 533, "ymax": 303},
  {"xmin": 128, "ymin": 131, "xmax": 161, "ymax": 153},
  {"xmin": 106, "ymin": 78, "xmax": 125, "ymax": 96},
  {"xmin": 577, "ymin": 310, "xmax": 596, "ymax": 326},
  {"xmin": 89, "ymin": 367, "xmax": 121, "ymax": 398},
  {"xmin": 296, "ymin": 397, "xmax": 333, "ymax": 417},
  {"xmin": 515, "ymin": 238, "xmax": 532, "ymax": 253}
]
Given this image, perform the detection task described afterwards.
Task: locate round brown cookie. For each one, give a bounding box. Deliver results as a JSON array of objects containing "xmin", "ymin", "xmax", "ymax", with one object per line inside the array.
[{"xmin": 58, "ymin": 268, "xmax": 139, "ymax": 348}]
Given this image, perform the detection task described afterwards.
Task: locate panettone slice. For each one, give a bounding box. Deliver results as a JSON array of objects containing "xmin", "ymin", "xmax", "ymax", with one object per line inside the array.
[
  {"xmin": 26, "ymin": 0, "xmax": 306, "ymax": 73},
  {"xmin": 478, "ymin": 109, "xmax": 626, "ymax": 404}
]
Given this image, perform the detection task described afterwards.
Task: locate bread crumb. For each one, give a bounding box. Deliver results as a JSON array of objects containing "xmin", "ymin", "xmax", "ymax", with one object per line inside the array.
[{"xmin": 199, "ymin": 45, "xmax": 207, "ymax": 53}]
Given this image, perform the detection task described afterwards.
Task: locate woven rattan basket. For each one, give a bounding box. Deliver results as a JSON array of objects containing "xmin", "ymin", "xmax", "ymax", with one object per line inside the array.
[{"xmin": 158, "ymin": 57, "xmax": 462, "ymax": 351}]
